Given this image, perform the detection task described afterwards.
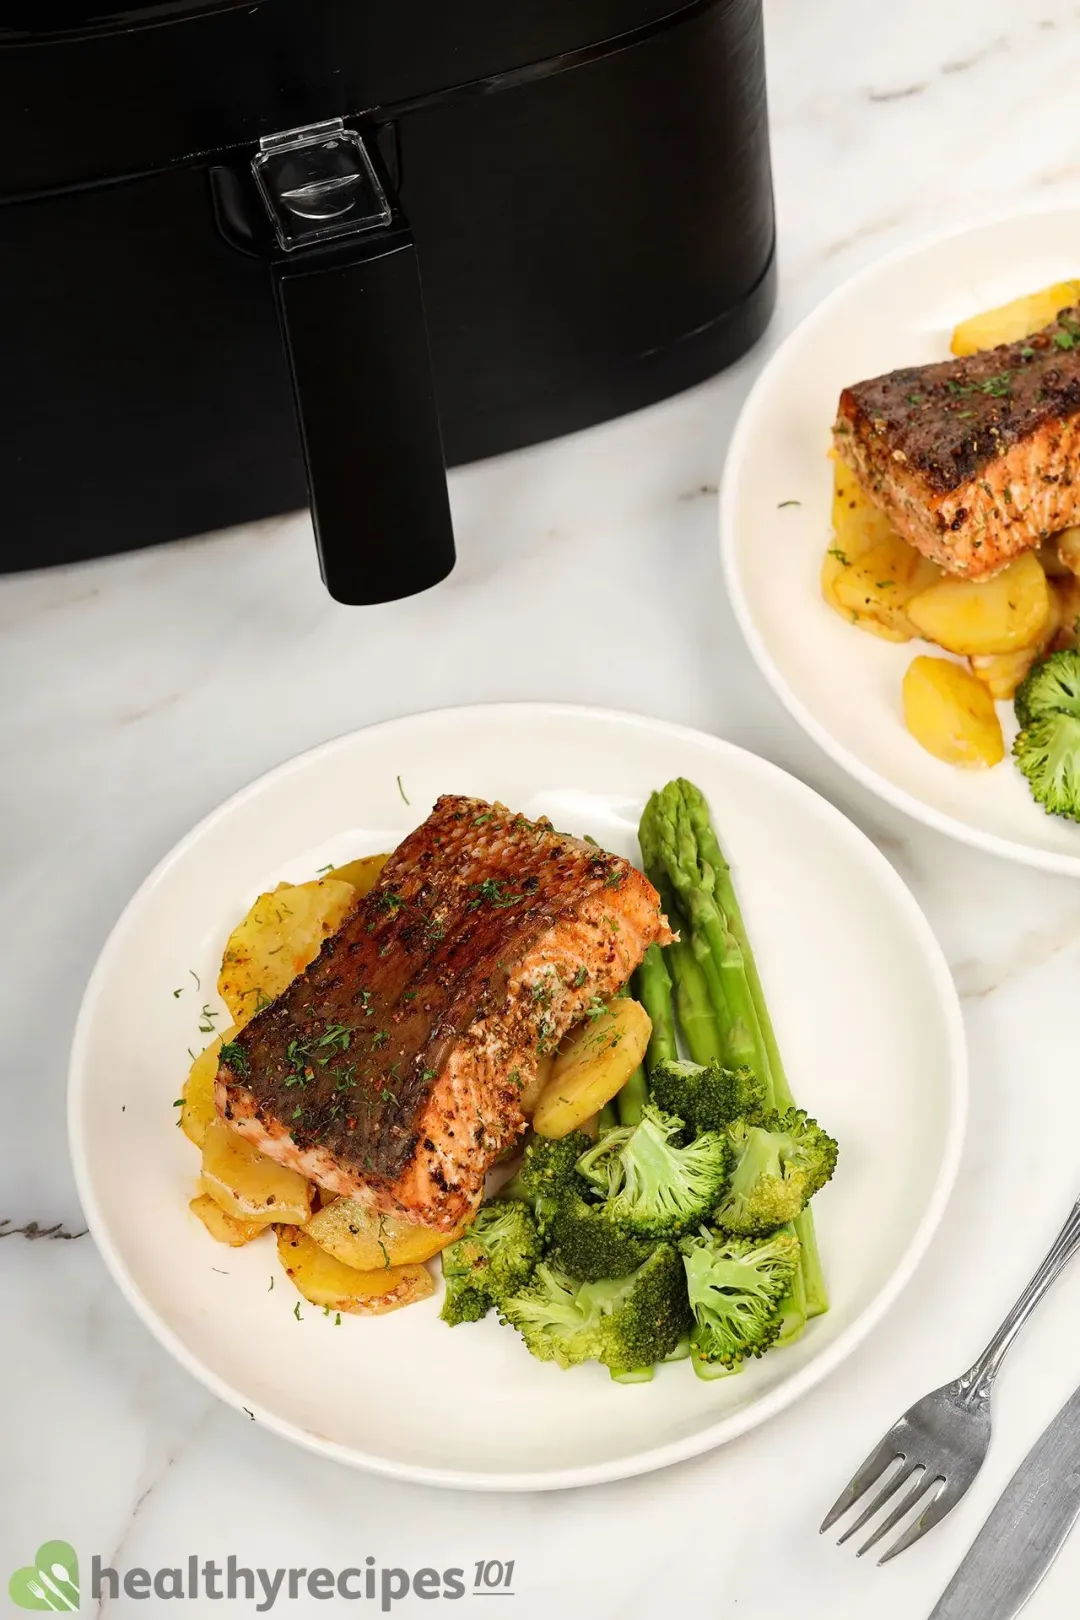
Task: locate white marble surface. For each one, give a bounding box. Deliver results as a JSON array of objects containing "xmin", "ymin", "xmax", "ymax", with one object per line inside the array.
[{"xmin": 6, "ymin": 0, "xmax": 1080, "ymax": 1614}]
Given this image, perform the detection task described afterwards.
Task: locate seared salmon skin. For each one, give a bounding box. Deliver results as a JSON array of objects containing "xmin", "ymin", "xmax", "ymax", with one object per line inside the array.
[
  {"xmin": 216, "ymin": 796, "xmax": 672, "ymax": 1229},
  {"xmin": 834, "ymin": 305, "xmax": 1080, "ymax": 577}
]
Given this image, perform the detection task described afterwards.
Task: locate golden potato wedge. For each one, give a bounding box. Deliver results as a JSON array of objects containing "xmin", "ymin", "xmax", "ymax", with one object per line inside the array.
[
  {"xmin": 218, "ymin": 876, "xmax": 358, "ymax": 1025},
  {"xmin": 906, "ymin": 551, "xmax": 1050, "ymax": 657},
  {"xmin": 189, "ymin": 1193, "xmax": 268, "ymax": 1247},
  {"xmin": 276, "ymin": 1225, "xmax": 435, "ymax": 1315},
  {"xmin": 903, "ymin": 656, "xmax": 1005, "ymax": 769},
  {"xmin": 200, "ymin": 1117, "xmax": 312, "ymax": 1226},
  {"xmin": 1056, "ymin": 527, "xmax": 1080, "ymax": 579},
  {"xmin": 326, "ymin": 852, "xmax": 391, "ymax": 896},
  {"xmin": 180, "ymin": 1027, "xmax": 241, "ymax": 1149},
  {"xmin": 825, "ymin": 535, "xmax": 943, "ymax": 642},
  {"xmin": 970, "ymin": 583, "xmax": 1062, "ymax": 700},
  {"xmin": 519, "ymin": 1051, "xmax": 554, "ymax": 1118},
  {"xmin": 829, "ymin": 456, "xmax": 896, "ymax": 555},
  {"xmin": 533, "ymin": 998, "xmax": 651, "ymax": 1139},
  {"xmin": 950, "ymin": 280, "xmax": 1080, "ymax": 356},
  {"xmin": 304, "ymin": 1198, "xmax": 462, "ymax": 1270}
]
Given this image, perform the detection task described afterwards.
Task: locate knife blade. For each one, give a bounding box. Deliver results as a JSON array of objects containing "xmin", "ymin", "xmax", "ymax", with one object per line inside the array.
[{"xmin": 930, "ymin": 1380, "xmax": 1080, "ymax": 1620}]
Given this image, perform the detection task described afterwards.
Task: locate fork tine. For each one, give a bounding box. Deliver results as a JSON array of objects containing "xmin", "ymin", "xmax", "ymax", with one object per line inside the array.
[
  {"xmin": 820, "ymin": 1436, "xmax": 905, "ymax": 1533},
  {"xmin": 837, "ymin": 1459, "xmax": 919, "ymax": 1545},
  {"xmin": 876, "ymin": 1477, "xmax": 953, "ymax": 1565},
  {"xmin": 856, "ymin": 1470, "xmax": 938, "ymax": 1558}
]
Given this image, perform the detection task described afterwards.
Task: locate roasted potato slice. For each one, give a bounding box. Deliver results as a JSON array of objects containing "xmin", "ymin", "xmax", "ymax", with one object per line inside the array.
[
  {"xmin": 970, "ymin": 582, "xmax": 1062, "ymax": 700},
  {"xmin": 533, "ymin": 998, "xmax": 651, "ymax": 1139},
  {"xmin": 304, "ymin": 1198, "xmax": 462, "ymax": 1270},
  {"xmin": 326, "ymin": 853, "xmax": 391, "ymax": 896},
  {"xmin": 218, "ymin": 876, "xmax": 358, "ymax": 1025},
  {"xmin": 276, "ymin": 1225, "xmax": 435, "ymax": 1315},
  {"xmin": 200, "ymin": 1117, "xmax": 312, "ymax": 1226},
  {"xmin": 189, "ymin": 1192, "xmax": 268, "ymax": 1247},
  {"xmin": 906, "ymin": 551, "xmax": 1050, "ymax": 657},
  {"xmin": 825, "ymin": 535, "xmax": 942, "ymax": 642},
  {"xmin": 829, "ymin": 455, "xmax": 896, "ymax": 555},
  {"xmin": 950, "ymin": 280, "xmax": 1080, "ymax": 356},
  {"xmin": 903, "ymin": 656, "xmax": 1005, "ymax": 769},
  {"xmin": 180, "ymin": 1027, "xmax": 240, "ymax": 1149}
]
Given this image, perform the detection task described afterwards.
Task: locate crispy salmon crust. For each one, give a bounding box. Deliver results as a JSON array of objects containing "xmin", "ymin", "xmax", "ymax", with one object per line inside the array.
[
  {"xmin": 216, "ymin": 796, "xmax": 672, "ymax": 1230},
  {"xmin": 834, "ymin": 305, "xmax": 1080, "ymax": 578}
]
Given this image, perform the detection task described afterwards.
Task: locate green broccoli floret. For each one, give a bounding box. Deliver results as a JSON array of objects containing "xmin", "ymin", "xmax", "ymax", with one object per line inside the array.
[
  {"xmin": 714, "ymin": 1109, "xmax": 838, "ymax": 1237},
  {"xmin": 578, "ymin": 1103, "xmax": 731, "ymax": 1237},
  {"xmin": 682, "ymin": 1227, "xmax": 801, "ymax": 1368},
  {"xmin": 440, "ymin": 1200, "xmax": 541, "ymax": 1325},
  {"xmin": 499, "ymin": 1130, "xmax": 593, "ymax": 1232},
  {"xmin": 501, "ymin": 1246, "xmax": 691, "ymax": 1371},
  {"xmin": 1014, "ymin": 647, "xmax": 1080, "ymax": 730},
  {"xmin": 1013, "ymin": 712, "xmax": 1080, "ymax": 823},
  {"xmin": 545, "ymin": 1193, "xmax": 656, "ymax": 1281},
  {"xmin": 650, "ymin": 1057, "xmax": 767, "ymax": 1134}
]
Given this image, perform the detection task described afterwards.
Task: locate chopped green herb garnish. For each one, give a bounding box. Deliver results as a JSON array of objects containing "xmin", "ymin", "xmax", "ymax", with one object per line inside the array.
[
  {"xmin": 173, "ymin": 987, "xmax": 183, "ymax": 999},
  {"xmin": 571, "ymin": 967, "xmax": 589, "ymax": 989},
  {"xmin": 219, "ymin": 1040, "xmax": 249, "ymax": 1076},
  {"xmin": 293, "ymin": 1301, "xmax": 302, "ymax": 1321},
  {"xmin": 189, "ymin": 969, "xmax": 201, "ymax": 990},
  {"xmin": 172, "ymin": 1097, "xmax": 185, "ymax": 1108},
  {"xmin": 1054, "ymin": 330, "xmax": 1077, "ymax": 350},
  {"xmin": 396, "ymin": 774, "xmax": 410, "ymax": 805},
  {"xmin": 777, "ymin": 499, "xmax": 802, "ymax": 508},
  {"xmin": 827, "ymin": 548, "xmax": 850, "ymax": 565},
  {"xmin": 468, "ymin": 878, "xmax": 522, "ymax": 910},
  {"xmin": 315, "ymin": 863, "xmax": 334, "ymax": 875}
]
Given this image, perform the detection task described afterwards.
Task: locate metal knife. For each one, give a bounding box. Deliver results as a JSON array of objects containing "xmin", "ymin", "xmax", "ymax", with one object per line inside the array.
[{"xmin": 930, "ymin": 1380, "xmax": 1080, "ymax": 1620}]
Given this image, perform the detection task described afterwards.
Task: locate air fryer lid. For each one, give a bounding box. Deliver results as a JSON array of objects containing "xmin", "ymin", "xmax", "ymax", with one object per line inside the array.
[{"xmin": 0, "ymin": 0, "xmax": 710, "ymax": 197}]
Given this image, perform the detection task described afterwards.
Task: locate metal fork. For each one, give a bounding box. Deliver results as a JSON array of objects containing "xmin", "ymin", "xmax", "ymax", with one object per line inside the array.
[{"xmin": 821, "ymin": 1195, "xmax": 1080, "ymax": 1564}]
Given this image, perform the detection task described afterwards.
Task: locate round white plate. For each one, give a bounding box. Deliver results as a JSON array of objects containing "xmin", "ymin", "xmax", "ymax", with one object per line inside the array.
[
  {"xmin": 721, "ymin": 208, "xmax": 1080, "ymax": 873},
  {"xmin": 69, "ymin": 704, "xmax": 966, "ymax": 1490}
]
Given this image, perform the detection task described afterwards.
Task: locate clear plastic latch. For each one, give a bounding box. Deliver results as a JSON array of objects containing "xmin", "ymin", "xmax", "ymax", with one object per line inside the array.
[{"xmin": 252, "ymin": 118, "xmax": 392, "ymax": 251}]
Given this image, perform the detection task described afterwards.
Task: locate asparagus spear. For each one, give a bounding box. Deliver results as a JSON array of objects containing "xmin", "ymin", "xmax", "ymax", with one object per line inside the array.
[
  {"xmin": 645, "ymin": 786, "xmax": 765, "ymax": 1074},
  {"xmin": 616, "ymin": 1064, "xmax": 648, "ymax": 1126},
  {"xmin": 639, "ymin": 806, "xmax": 725, "ymax": 1066},
  {"xmin": 636, "ymin": 946, "xmax": 677, "ymax": 1074},
  {"xmin": 597, "ymin": 1100, "xmax": 620, "ymax": 1132},
  {"xmin": 678, "ymin": 779, "xmax": 829, "ymax": 1318}
]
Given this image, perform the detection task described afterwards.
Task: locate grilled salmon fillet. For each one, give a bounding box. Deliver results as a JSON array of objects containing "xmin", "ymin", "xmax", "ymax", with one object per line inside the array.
[
  {"xmin": 216, "ymin": 796, "xmax": 672, "ymax": 1230},
  {"xmin": 834, "ymin": 306, "xmax": 1080, "ymax": 577}
]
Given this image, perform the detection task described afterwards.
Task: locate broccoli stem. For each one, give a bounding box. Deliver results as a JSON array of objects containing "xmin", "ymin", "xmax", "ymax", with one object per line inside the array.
[
  {"xmin": 679, "ymin": 779, "xmax": 828, "ymax": 1319},
  {"xmin": 776, "ymin": 1225, "xmax": 808, "ymax": 1344},
  {"xmin": 610, "ymin": 1365, "xmax": 656, "ymax": 1384},
  {"xmin": 598, "ymin": 1100, "xmax": 620, "ymax": 1133},
  {"xmin": 793, "ymin": 1209, "xmax": 828, "ymax": 1319}
]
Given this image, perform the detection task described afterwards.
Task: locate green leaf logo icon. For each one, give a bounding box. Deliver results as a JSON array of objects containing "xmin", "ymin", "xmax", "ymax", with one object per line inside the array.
[{"xmin": 8, "ymin": 1541, "xmax": 80, "ymax": 1611}]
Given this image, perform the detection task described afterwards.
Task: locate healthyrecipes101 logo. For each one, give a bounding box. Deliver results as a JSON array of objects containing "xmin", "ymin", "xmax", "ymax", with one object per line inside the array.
[
  {"xmin": 9, "ymin": 1542, "xmax": 517, "ymax": 1611},
  {"xmin": 9, "ymin": 1542, "xmax": 80, "ymax": 1611}
]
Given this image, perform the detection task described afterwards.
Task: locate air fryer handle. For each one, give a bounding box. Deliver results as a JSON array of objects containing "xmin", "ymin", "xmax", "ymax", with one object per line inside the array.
[{"xmin": 271, "ymin": 230, "xmax": 455, "ymax": 606}]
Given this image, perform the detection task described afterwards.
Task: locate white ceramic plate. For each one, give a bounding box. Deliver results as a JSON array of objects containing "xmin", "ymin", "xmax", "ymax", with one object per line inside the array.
[
  {"xmin": 721, "ymin": 209, "xmax": 1080, "ymax": 873},
  {"xmin": 68, "ymin": 704, "xmax": 966, "ymax": 1490}
]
